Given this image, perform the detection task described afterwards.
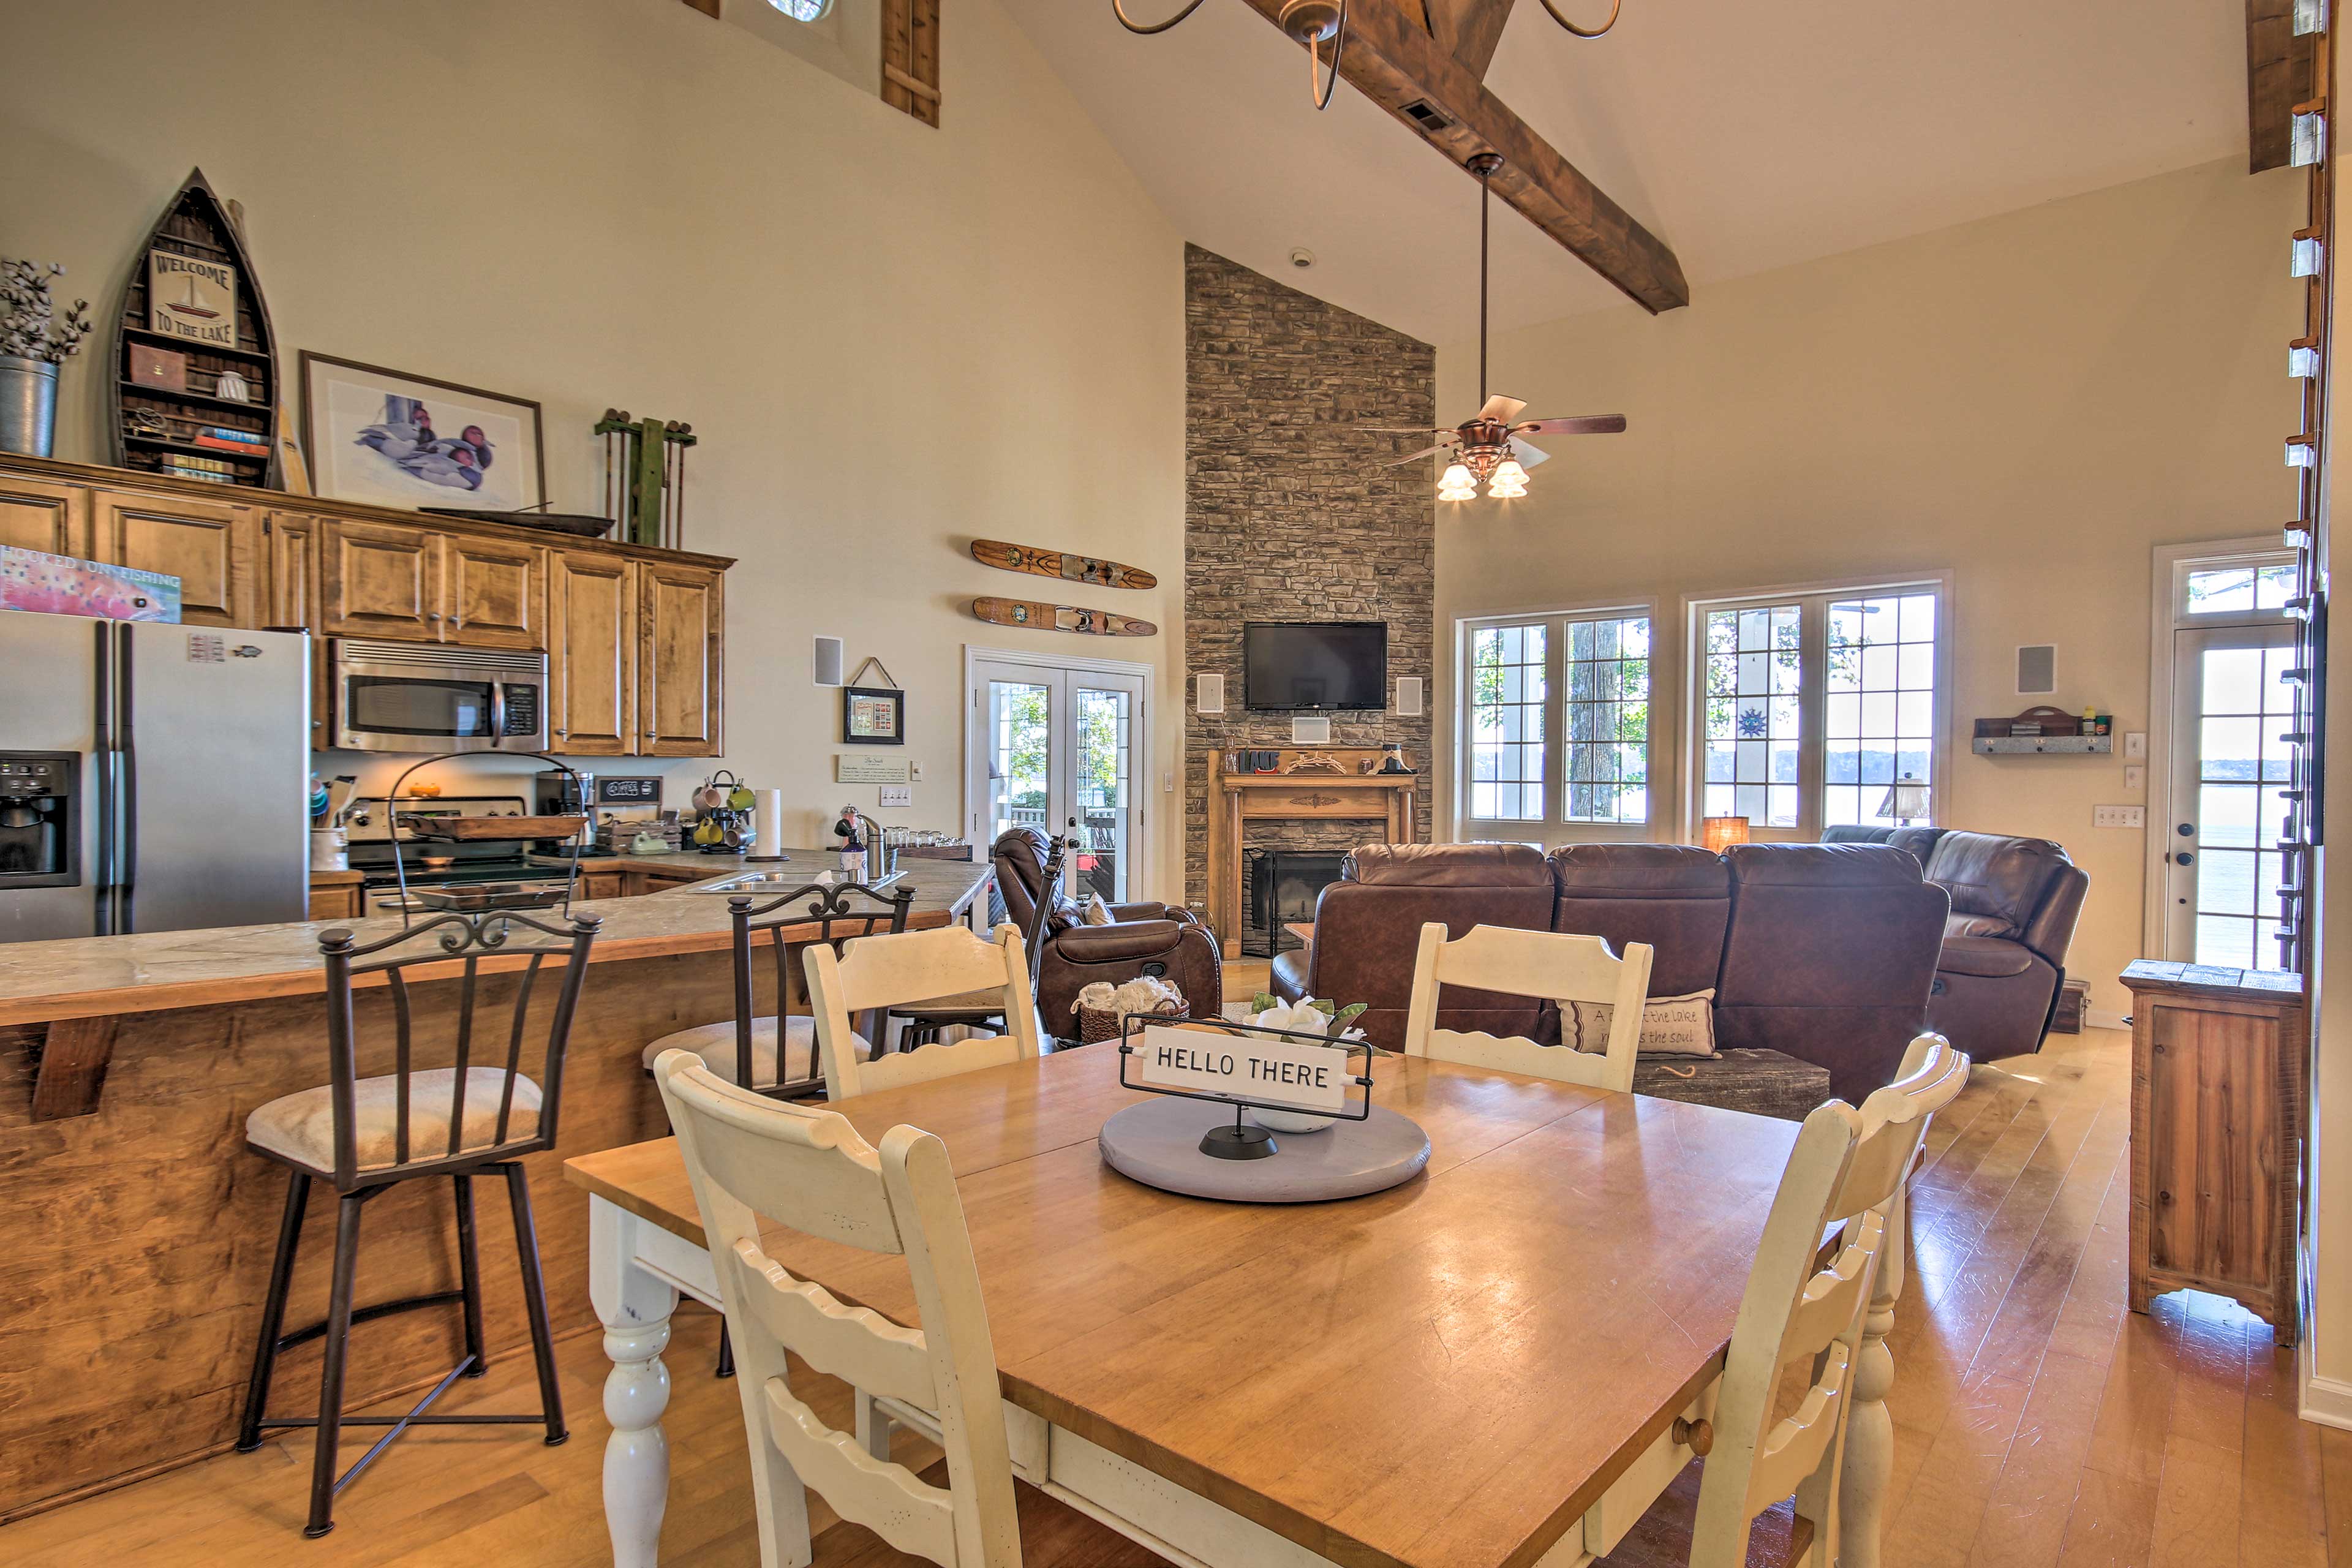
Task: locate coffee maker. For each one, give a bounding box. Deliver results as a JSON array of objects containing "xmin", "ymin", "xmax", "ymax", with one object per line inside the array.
[
  {"xmin": 0, "ymin": 753, "xmax": 78, "ymax": 887},
  {"xmin": 534, "ymin": 768, "xmax": 596, "ymax": 853}
]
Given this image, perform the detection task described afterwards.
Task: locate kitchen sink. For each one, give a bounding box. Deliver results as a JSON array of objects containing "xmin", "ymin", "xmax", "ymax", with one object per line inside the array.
[{"xmin": 690, "ymin": 869, "xmax": 904, "ymax": 896}]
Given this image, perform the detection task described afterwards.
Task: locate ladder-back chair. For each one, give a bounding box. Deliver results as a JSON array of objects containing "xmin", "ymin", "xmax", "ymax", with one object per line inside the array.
[
  {"xmin": 806, "ymin": 923, "xmax": 1042, "ymax": 1101},
  {"xmin": 1400, "ymin": 921, "xmax": 1656, "ymax": 1093},
  {"xmin": 652, "ymin": 1052, "xmax": 1166, "ymax": 1567},
  {"xmin": 1599, "ymin": 1033, "xmax": 1968, "ymax": 1567}
]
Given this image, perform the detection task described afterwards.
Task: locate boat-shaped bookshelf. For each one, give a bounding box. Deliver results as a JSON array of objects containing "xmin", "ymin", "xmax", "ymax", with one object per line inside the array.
[{"xmin": 108, "ymin": 168, "xmax": 279, "ymax": 490}]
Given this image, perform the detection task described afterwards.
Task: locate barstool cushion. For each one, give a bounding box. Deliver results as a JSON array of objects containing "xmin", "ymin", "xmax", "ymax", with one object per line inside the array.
[
  {"xmin": 246, "ymin": 1068, "xmax": 543, "ymax": 1173},
  {"xmin": 641, "ymin": 1016, "xmax": 818, "ymax": 1086}
]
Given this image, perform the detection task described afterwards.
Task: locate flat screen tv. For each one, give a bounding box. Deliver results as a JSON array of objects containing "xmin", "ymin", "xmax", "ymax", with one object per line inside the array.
[{"xmin": 1244, "ymin": 622, "xmax": 1387, "ymax": 710}]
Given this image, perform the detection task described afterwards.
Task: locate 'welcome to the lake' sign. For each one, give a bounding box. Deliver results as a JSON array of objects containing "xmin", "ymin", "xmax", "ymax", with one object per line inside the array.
[{"xmin": 1131, "ymin": 1023, "xmax": 1355, "ymax": 1114}]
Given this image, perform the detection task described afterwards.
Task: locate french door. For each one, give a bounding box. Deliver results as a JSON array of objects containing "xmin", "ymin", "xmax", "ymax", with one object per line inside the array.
[
  {"xmin": 2163, "ymin": 621, "xmax": 2297, "ymax": 967},
  {"xmin": 967, "ymin": 655, "xmax": 1145, "ymax": 904}
]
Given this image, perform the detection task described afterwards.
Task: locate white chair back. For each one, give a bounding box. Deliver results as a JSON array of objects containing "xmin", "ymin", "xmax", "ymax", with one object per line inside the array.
[
  {"xmin": 806, "ymin": 923, "xmax": 1043, "ymax": 1099},
  {"xmin": 1689, "ymin": 1033, "xmax": 1968, "ymax": 1567},
  {"xmin": 653, "ymin": 1050, "xmax": 1021, "ymax": 1568},
  {"xmin": 1398, "ymin": 921, "xmax": 1655, "ymax": 1093}
]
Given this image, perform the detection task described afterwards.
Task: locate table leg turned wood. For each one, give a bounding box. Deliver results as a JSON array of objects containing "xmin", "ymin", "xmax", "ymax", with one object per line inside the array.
[
  {"xmin": 592, "ymin": 1200, "xmax": 680, "ymax": 1568},
  {"xmin": 1838, "ymin": 1179, "xmax": 1907, "ymax": 1568}
]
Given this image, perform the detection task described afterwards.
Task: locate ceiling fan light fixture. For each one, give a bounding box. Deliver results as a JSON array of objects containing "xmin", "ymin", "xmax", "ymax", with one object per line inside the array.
[
  {"xmin": 1438, "ymin": 462, "xmax": 1478, "ymax": 501},
  {"xmin": 1487, "ymin": 459, "xmax": 1528, "ymax": 499}
]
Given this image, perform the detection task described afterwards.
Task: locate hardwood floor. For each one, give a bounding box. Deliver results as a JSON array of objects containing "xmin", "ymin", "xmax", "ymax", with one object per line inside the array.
[{"xmin": 6, "ymin": 1027, "xmax": 2341, "ymax": 1566}]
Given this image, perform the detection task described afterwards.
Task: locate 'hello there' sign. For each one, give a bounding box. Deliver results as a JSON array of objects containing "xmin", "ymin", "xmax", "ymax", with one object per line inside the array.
[{"xmin": 1131, "ymin": 1023, "xmax": 1357, "ymax": 1115}]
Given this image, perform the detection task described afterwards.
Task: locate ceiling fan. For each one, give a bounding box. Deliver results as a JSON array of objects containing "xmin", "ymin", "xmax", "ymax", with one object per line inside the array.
[{"xmin": 1373, "ymin": 153, "xmax": 1627, "ymax": 500}]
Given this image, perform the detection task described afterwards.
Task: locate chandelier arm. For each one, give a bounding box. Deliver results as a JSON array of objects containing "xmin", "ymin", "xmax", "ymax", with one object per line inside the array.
[
  {"xmin": 1111, "ymin": 0, "xmax": 1209, "ymax": 36},
  {"xmin": 1308, "ymin": 0, "xmax": 1349, "ymax": 111},
  {"xmin": 1532, "ymin": 0, "xmax": 1621, "ymax": 38}
]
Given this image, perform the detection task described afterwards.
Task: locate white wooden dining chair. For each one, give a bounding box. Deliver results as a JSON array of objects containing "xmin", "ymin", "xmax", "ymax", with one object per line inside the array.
[
  {"xmin": 804, "ymin": 923, "xmax": 1044, "ymax": 1101},
  {"xmin": 1597, "ymin": 1033, "xmax": 1969, "ymax": 1568},
  {"xmin": 1399, "ymin": 921, "xmax": 1655, "ymax": 1093},
  {"xmin": 653, "ymin": 1052, "xmax": 1165, "ymax": 1568}
]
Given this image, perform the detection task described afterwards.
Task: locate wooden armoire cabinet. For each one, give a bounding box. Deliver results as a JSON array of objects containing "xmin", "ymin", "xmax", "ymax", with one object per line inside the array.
[{"xmin": 2120, "ymin": 960, "xmax": 2307, "ymax": 1344}]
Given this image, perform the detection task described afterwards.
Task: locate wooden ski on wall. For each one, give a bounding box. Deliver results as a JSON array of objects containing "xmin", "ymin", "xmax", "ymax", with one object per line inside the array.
[
  {"xmin": 970, "ymin": 539, "xmax": 1157, "ymax": 590},
  {"xmin": 971, "ymin": 597, "xmax": 1156, "ymax": 636}
]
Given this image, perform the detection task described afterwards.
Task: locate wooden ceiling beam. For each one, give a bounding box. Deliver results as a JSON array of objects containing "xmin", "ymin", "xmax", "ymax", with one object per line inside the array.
[
  {"xmin": 2248, "ymin": 0, "xmax": 2320, "ymax": 172},
  {"xmin": 1420, "ymin": 0, "xmax": 1517, "ymax": 80},
  {"xmin": 1238, "ymin": 0, "xmax": 1687, "ymax": 311}
]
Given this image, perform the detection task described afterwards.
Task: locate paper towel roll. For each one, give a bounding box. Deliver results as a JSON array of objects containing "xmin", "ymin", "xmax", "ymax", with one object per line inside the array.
[{"xmin": 753, "ymin": 788, "xmax": 786, "ymax": 858}]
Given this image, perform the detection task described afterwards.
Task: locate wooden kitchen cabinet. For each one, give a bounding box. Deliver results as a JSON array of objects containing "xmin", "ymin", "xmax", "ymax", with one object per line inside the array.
[
  {"xmin": 638, "ymin": 561, "xmax": 725, "ymax": 756},
  {"xmin": 91, "ymin": 488, "xmax": 261, "ymax": 627},
  {"xmin": 264, "ymin": 510, "xmax": 320, "ymax": 630},
  {"xmin": 318, "ymin": 518, "xmax": 445, "ymax": 639},
  {"xmin": 623, "ymin": 865, "xmax": 707, "ymax": 897},
  {"xmin": 548, "ymin": 550, "xmax": 636, "ymax": 754},
  {"xmin": 306, "ymin": 870, "xmax": 367, "ymax": 922},
  {"xmin": 576, "ymin": 869, "xmax": 627, "ymax": 901},
  {"xmin": 2121, "ymin": 960, "xmax": 2307, "ymax": 1344},
  {"xmin": 445, "ymin": 534, "xmax": 545, "ymax": 649},
  {"xmin": 0, "ymin": 474, "xmax": 88, "ymax": 558}
]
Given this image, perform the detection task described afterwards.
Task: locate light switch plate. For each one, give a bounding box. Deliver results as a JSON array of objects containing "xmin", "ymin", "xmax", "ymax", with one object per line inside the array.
[
  {"xmin": 877, "ymin": 785, "xmax": 912, "ymax": 809},
  {"xmin": 2094, "ymin": 805, "xmax": 2145, "ymax": 829},
  {"xmin": 908, "ymin": 761, "xmax": 924, "ymax": 782},
  {"xmin": 2124, "ymin": 764, "xmax": 2145, "ymax": 791},
  {"xmin": 2123, "ymin": 731, "xmax": 2147, "ymax": 760},
  {"xmin": 1163, "ymin": 769, "xmax": 1175, "ymax": 793}
]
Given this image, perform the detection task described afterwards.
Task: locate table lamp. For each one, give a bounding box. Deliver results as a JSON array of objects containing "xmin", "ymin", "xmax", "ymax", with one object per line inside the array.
[
  {"xmin": 1702, "ymin": 815, "xmax": 1751, "ymax": 852},
  {"xmin": 1876, "ymin": 776, "xmax": 1931, "ymax": 825}
]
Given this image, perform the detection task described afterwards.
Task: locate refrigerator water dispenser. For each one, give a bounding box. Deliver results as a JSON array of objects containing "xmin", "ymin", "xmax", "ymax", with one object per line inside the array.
[{"xmin": 0, "ymin": 753, "xmax": 78, "ymax": 888}]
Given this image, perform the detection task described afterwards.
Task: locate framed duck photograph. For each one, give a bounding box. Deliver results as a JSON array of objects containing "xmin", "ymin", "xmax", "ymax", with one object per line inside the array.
[{"xmin": 299, "ymin": 352, "xmax": 545, "ymax": 511}]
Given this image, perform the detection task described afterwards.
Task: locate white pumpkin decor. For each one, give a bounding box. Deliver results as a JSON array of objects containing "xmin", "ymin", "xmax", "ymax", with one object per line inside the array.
[{"xmin": 1245, "ymin": 993, "xmax": 1368, "ymax": 1134}]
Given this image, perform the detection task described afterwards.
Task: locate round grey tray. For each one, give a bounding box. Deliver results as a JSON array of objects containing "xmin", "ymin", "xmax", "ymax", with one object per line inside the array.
[{"xmin": 1098, "ymin": 1098, "xmax": 1432, "ymax": 1203}]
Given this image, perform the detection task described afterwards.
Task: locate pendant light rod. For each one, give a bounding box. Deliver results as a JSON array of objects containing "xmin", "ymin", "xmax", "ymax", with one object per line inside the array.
[{"xmin": 1469, "ymin": 153, "xmax": 1502, "ymax": 407}]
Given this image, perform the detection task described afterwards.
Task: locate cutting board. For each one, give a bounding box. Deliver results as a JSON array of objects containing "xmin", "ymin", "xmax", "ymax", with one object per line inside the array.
[
  {"xmin": 971, "ymin": 597, "xmax": 1156, "ymax": 636},
  {"xmin": 970, "ymin": 539, "xmax": 1156, "ymax": 591}
]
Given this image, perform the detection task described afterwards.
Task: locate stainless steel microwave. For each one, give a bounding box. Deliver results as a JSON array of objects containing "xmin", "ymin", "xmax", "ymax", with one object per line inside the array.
[{"xmin": 328, "ymin": 638, "xmax": 548, "ymax": 753}]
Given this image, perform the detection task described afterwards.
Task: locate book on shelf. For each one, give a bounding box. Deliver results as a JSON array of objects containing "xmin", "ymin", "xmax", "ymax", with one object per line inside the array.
[
  {"xmin": 191, "ymin": 435, "xmax": 265, "ymax": 454},
  {"xmin": 196, "ymin": 426, "xmax": 266, "ymax": 444}
]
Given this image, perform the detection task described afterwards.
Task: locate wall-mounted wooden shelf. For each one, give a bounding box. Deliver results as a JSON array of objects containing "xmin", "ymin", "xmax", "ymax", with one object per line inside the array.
[{"xmin": 1971, "ymin": 736, "xmax": 2113, "ymax": 755}]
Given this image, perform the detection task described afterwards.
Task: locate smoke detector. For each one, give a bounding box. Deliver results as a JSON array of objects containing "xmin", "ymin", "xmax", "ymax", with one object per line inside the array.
[{"xmin": 1289, "ymin": 247, "xmax": 1316, "ymax": 270}]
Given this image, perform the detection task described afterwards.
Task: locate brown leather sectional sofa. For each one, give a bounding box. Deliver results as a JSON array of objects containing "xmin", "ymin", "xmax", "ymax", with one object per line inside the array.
[{"xmin": 1270, "ymin": 840, "xmax": 1951, "ymax": 1102}]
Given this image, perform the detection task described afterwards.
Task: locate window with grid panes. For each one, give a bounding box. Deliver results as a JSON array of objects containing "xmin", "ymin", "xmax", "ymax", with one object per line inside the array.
[
  {"xmin": 1702, "ymin": 604, "xmax": 1803, "ymax": 828},
  {"xmin": 1468, "ymin": 622, "xmax": 1547, "ymax": 821},
  {"xmin": 1824, "ymin": 592, "xmax": 1939, "ymax": 828},
  {"xmin": 1564, "ymin": 615, "xmax": 1651, "ymax": 823}
]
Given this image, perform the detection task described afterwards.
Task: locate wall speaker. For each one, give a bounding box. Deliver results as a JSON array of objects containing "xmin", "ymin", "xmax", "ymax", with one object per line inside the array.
[
  {"xmin": 2016, "ymin": 644, "xmax": 2056, "ymax": 696},
  {"xmin": 1195, "ymin": 673, "xmax": 1225, "ymax": 715},
  {"xmin": 1395, "ymin": 676, "xmax": 1424, "ymax": 717},
  {"xmin": 813, "ymin": 635, "xmax": 844, "ymax": 687},
  {"xmin": 1292, "ymin": 715, "xmax": 1332, "ymax": 745}
]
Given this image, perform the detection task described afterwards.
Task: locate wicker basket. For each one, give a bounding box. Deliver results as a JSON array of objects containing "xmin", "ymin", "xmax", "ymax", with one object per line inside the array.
[{"xmin": 1077, "ymin": 1000, "xmax": 1188, "ymax": 1046}]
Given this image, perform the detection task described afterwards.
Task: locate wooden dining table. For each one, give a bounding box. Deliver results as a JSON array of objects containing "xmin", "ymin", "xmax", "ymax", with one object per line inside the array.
[{"xmin": 564, "ymin": 1044, "xmax": 1812, "ymax": 1568}]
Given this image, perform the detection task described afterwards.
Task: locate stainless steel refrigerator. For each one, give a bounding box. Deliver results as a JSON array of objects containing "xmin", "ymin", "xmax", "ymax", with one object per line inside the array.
[{"xmin": 0, "ymin": 611, "xmax": 311, "ymax": 944}]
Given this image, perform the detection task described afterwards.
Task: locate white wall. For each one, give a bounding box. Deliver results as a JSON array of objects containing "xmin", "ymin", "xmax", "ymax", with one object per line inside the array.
[
  {"xmin": 0, "ymin": 0, "xmax": 1186, "ymax": 889},
  {"xmin": 1433, "ymin": 158, "xmax": 2305, "ymax": 1020}
]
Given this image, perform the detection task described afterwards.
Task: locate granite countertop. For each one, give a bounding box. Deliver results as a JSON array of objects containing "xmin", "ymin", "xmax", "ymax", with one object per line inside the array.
[{"xmin": 0, "ymin": 850, "xmax": 994, "ymax": 1027}]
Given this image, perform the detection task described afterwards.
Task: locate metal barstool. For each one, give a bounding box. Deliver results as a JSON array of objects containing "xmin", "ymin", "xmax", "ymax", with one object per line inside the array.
[
  {"xmin": 884, "ymin": 828, "xmax": 1070, "ymax": 1047},
  {"xmin": 639, "ymin": 879, "xmax": 916, "ymax": 1098},
  {"xmin": 235, "ymin": 905, "xmax": 603, "ymax": 1537}
]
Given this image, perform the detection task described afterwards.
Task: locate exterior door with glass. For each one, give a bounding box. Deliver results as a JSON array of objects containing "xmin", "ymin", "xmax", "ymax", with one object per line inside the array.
[
  {"xmin": 968, "ymin": 658, "xmax": 1144, "ymax": 905},
  {"xmin": 2164, "ymin": 621, "xmax": 2297, "ymax": 967}
]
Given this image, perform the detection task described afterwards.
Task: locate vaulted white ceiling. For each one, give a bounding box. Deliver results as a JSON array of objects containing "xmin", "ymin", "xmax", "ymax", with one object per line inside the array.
[{"xmin": 996, "ymin": 0, "xmax": 2252, "ymax": 344}]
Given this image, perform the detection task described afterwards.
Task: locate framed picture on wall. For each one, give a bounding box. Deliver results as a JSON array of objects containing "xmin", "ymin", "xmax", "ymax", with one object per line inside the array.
[
  {"xmin": 299, "ymin": 352, "xmax": 546, "ymax": 512},
  {"xmin": 843, "ymin": 687, "xmax": 905, "ymax": 745}
]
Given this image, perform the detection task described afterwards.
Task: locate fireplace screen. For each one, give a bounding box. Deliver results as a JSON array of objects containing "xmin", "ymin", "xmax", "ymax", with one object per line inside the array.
[{"xmin": 1244, "ymin": 850, "xmax": 1348, "ymax": 959}]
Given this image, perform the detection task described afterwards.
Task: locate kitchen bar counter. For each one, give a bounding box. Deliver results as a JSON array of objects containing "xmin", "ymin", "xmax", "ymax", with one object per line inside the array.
[
  {"xmin": 0, "ymin": 850, "xmax": 995, "ymax": 1518},
  {"xmin": 0, "ymin": 851, "xmax": 992, "ymax": 1028}
]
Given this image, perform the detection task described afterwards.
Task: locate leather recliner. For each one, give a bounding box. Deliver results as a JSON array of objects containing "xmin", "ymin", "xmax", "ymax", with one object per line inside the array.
[
  {"xmin": 1820, "ymin": 826, "xmax": 2089, "ymax": 1061},
  {"xmin": 992, "ymin": 828, "xmax": 1223, "ymax": 1033}
]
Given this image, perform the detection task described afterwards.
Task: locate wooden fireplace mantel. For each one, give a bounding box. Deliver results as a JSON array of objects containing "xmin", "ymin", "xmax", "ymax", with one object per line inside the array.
[{"xmin": 1205, "ymin": 748, "xmax": 1420, "ymax": 959}]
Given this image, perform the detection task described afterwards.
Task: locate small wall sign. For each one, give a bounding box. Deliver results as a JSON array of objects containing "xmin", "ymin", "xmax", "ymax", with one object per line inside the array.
[
  {"xmin": 147, "ymin": 249, "xmax": 239, "ymax": 348},
  {"xmin": 837, "ymin": 754, "xmax": 912, "ymax": 784}
]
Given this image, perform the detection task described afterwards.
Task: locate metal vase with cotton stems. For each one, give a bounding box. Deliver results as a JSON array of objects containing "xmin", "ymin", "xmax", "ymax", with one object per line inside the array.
[{"xmin": 0, "ymin": 260, "xmax": 94, "ymax": 458}]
